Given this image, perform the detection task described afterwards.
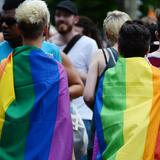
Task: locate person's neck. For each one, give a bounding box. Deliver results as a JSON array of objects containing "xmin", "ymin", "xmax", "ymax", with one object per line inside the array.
[
  {"xmin": 112, "ymin": 43, "xmax": 118, "ymax": 52},
  {"xmin": 8, "ymin": 36, "xmax": 22, "ymax": 49},
  {"xmin": 23, "ymin": 37, "xmax": 42, "ymax": 48},
  {"xmin": 59, "ymin": 30, "xmax": 79, "ymax": 44}
]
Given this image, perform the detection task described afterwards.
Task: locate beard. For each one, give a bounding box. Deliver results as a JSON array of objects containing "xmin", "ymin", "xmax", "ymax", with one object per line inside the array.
[{"xmin": 56, "ymin": 23, "xmax": 72, "ymax": 34}]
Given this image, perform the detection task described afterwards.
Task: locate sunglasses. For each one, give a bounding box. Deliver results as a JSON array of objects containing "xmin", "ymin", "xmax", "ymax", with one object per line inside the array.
[{"xmin": 0, "ymin": 18, "xmax": 17, "ymax": 25}]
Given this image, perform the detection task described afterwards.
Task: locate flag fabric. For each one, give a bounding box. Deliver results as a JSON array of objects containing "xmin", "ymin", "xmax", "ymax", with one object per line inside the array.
[
  {"xmin": 94, "ymin": 57, "xmax": 160, "ymax": 160},
  {"xmin": 0, "ymin": 46, "xmax": 73, "ymax": 160}
]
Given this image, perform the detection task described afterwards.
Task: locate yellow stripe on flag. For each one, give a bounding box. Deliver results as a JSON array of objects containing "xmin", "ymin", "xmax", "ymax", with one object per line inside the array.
[
  {"xmin": 0, "ymin": 54, "xmax": 15, "ymax": 138},
  {"xmin": 116, "ymin": 58, "xmax": 153, "ymax": 160}
]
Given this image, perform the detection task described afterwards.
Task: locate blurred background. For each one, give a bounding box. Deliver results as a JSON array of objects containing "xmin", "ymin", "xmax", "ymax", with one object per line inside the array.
[{"xmin": 45, "ymin": 0, "xmax": 160, "ymax": 29}]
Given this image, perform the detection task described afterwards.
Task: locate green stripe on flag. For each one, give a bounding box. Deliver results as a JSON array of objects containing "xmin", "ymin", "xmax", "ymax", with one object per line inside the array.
[
  {"xmin": 101, "ymin": 58, "xmax": 126, "ymax": 159},
  {"xmin": 0, "ymin": 47, "xmax": 35, "ymax": 160}
]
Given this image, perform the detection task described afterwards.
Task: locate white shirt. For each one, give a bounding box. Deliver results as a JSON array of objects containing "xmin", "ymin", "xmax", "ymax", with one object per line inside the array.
[{"xmin": 58, "ymin": 35, "xmax": 98, "ymax": 120}]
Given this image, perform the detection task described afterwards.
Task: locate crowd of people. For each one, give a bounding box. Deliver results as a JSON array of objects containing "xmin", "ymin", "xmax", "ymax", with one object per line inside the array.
[{"xmin": 0, "ymin": 0, "xmax": 160, "ymax": 160}]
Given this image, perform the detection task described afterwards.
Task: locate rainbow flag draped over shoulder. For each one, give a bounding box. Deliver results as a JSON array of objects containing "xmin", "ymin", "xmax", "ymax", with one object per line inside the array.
[
  {"xmin": 94, "ymin": 57, "xmax": 160, "ymax": 160},
  {"xmin": 0, "ymin": 46, "xmax": 73, "ymax": 160}
]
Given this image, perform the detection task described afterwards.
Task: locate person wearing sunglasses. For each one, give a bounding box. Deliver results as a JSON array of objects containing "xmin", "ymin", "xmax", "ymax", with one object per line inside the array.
[
  {"xmin": 0, "ymin": 0, "xmax": 84, "ymax": 100},
  {"xmin": 0, "ymin": 0, "xmax": 23, "ymax": 60}
]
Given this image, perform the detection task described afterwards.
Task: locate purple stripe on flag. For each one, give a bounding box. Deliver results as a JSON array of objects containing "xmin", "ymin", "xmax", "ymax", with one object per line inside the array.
[
  {"xmin": 24, "ymin": 49, "xmax": 60, "ymax": 160},
  {"xmin": 92, "ymin": 133, "xmax": 101, "ymax": 160},
  {"xmin": 49, "ymin": 63, "xmax": 73, "ymax": 160}
]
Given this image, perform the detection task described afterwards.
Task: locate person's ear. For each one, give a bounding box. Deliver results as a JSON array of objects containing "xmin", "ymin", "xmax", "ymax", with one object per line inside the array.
[
  {"xmin": 43, "ymin": 25, "xmax": 49, "ymax": 40},
  {"xmin": 74, "ymin": 16, "xmax": 79, "ymax": 25}
]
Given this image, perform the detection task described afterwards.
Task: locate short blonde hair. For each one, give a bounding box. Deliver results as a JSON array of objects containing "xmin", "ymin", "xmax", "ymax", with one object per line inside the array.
[
  {"xmin": 15, "ymin": 0, "xmax": 50, "ymax": 39},
  {"xmin": 103, "ymin": 10, "xmax": 131, "ymax": 46},
  {"xmin": 16, "ymin": 0, "xmax": 50, "ymax": 25}
]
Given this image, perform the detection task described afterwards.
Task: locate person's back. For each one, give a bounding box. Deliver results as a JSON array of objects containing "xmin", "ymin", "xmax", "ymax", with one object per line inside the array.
[
  {"xmin": 0, "ymin": 1, "xmax": 73, "ymax": 159},
  {"xmin": 84, "ymin": 10, "xmax": 131, "ymax": 108},
  {"xmin": 0, "ymin": 46, "xmax": 72, "ymax": 160},
  {"xmin": 93, "ymin": 21, "xmax": 160, "ymax": 159}
]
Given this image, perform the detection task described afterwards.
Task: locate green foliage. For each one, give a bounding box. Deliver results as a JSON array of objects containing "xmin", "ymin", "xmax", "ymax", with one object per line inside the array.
[{"xmin": 76, "ymin": 0, "xmax": 117, "ymax": 27}]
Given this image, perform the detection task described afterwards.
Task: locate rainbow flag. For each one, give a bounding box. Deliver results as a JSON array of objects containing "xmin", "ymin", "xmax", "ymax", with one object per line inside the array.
[
  {"xmin": 0, "ymin": 46, "xmax": 73, "ymax": 160},
  {"xmin": 94, "ymin": 57, "xmax": 160, "ymax": 160}
]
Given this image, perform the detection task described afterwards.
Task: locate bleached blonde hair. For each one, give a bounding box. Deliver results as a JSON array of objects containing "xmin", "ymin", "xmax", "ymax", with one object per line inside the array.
[
  {"xmin": 16, "ymin": 0, "xmax": 50, "ymax": 25},
  {"xmin": 103, "ymin": 10, "xmax": 131, "ymax": 46},
  {"xmin": 15, "ymin": 0, "xmax": 50, "ymax": 39}
]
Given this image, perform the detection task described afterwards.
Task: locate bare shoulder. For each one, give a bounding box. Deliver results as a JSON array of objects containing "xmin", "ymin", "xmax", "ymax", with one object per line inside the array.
[
  {"xmin": 92, "ymin": 49, "xmax": 109, "ymax": 63},
  {"xmin": 91, "ymin": 49, "xmax": 110, "ymax": 75}
]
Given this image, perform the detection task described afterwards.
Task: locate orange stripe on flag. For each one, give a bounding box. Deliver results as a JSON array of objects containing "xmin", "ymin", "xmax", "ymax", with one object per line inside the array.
[
  {"xmin": 0, "ymin": 54, "xmax": 12, "ymax": 79},
  {"xmin": 143, "ymin": 66, "xmax": 160, "ymax": 160},
  {"xmin": 0, "ymin": 53, "xmax": 15, "ymax": 139}
]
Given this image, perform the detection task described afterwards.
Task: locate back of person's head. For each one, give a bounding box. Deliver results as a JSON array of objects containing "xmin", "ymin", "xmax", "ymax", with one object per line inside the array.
[
  {"xmin": 76, "ymin": 16, "xmax": 97, "ymax": 36},
  {"xmin": 15, "ymin": 0, "xmax": 50, "ymax": 40},
  {"xmin": 141, "ymin": 16, "xmax": 157, "ymax": 25},
  {"xmin": 75, "ymin": 16, "xmax": 102, "ymax": 48},
  {"xmin": 156, "ymin": 9, "xmax": 160, "ymax": 35},
  {"xmin": 156, "ymin": 8, "xmax": 160, "ymax": 20},
  {"xmin": 3, "ymin": 0, "xmax": 25, "ymax": 10},
  {"xmin": 156, "ymin": 8, "xmax": 160, "ymax": 34},
  {"xmin": 141, "ymin": 16, "xmax": 159, "ymax": 52},
  {"xmin": 103, "ymin": 10, "xmax": 131, "ymax": 46},
  {"xmin": 157, "ymin": 23, "xmax": 160, "ymax": 40},
  {"xmin": 118, "ymin": 20, "xmax": 151, "ymax": 58}
]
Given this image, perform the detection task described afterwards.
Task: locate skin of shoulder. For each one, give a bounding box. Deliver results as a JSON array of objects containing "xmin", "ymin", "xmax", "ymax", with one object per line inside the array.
[{"xmin": 61, "ymin": 52, "xmax": 84, "ymax": 99}]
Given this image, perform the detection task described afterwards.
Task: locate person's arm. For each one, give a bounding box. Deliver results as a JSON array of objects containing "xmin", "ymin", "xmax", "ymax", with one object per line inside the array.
[
  {"xmin": 61, "ymin": 52, "xmax": 84, "ymax": 99},
  {"xmin": 83, "ymin": 55, "xmax": 99, "ymax": 108},
  {"xmin": 83, "ymin": 50, "xmax": 107, "ymax": 108},
  {"xmin": 78, "ymin": 71, "xmax": 87, "ymax": 84}
]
